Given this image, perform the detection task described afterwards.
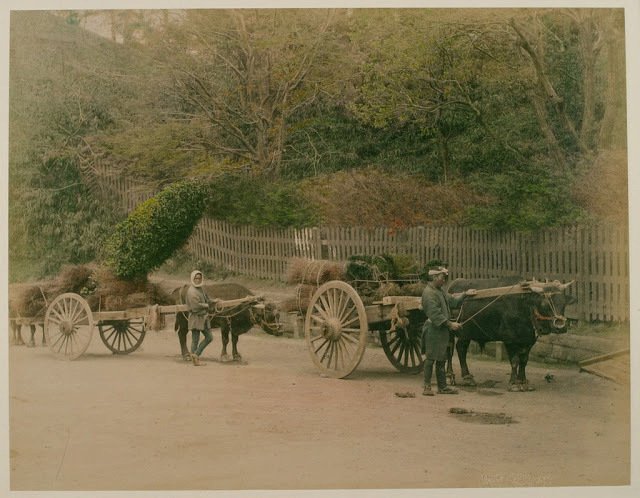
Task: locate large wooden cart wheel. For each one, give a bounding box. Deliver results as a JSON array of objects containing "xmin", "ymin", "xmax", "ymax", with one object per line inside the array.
[
  {"xmin": 44, "ymin": 293, "xmax": 94, "ymax": 360},
  {"xmin": 379, "ymin": 315, "xmax": 425, "ymax": 374},
  {"xmin": 98, "ymin": 319, "xmax": 146, "ymax": 354},
  {"xmin": 305, "ymin": 280, "xmax": 369, "ymax": 378}
]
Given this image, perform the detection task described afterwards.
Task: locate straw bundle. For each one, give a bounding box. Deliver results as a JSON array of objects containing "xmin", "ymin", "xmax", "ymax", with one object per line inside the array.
[
  {"xmin": 286, "ymin": 258, "xmax": 345, "ymax": 286},
  {"xmin": 102, "ymin": 292, "xmax": 149, "ymax": 311},
  {"xmin": 91, "ymin": 267, "xmax": 173, "ymax": 311},
  {"xmin": 11, "ymin": 285, "xmax": 50, "ymax": 318},
  {"xmin": 48, "ymin": 264, "xmax": 96, "ymax": 297},
  {"xmin": 10, "ymin": 264, "xmax": 174, "ymax": 318},
  {"xmin": 280, "ymin": 284, "xmax": 318, "ymax": 314},
  {"xmin": 372, "ymin": 282, "xmax": 403, "ymax": 301}
]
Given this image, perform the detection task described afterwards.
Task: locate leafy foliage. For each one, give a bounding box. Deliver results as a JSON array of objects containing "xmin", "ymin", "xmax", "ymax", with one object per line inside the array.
[
  {"xmin": 206, "ymin": 173, "xmax": 318, "ymax": 228},
  {"xmin": 88, "ymin": 121, "xmax": 232, "ymax": 182},
  {"xmin": 466, "ymin": 167, "xmax": 585, "ymax": 230},
  {"xmin": 154, "ymin": 9, "xmax": 339, "ymax": 178},
  {"xmin": 104, "ymin": 180, "xmax": 209, "ymax": 279},
  {"xmin": 283, "ymin": 104, "xmax": 436, "ymax": 179},
  {"xmin": 9, "ymin": 156, "xmax": 119, "ymax": 280},
  {"xmin": 8, "ymin": 9, "xmax": 628, "ymax": 281}
]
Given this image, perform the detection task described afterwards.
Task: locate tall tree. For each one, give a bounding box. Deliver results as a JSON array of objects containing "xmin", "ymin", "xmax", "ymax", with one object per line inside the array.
[
  {"xmin": 155, "ymin": 9, "xmax": 337, "ymax": 177},
  {"xmin": 349, "ymin": 10, "xmax": 527, "ymax": 182}
]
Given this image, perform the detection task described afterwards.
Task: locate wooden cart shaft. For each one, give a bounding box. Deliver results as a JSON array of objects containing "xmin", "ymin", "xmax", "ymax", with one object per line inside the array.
[
  {"xmin": 91, "ymin": 294, "xmax": 261, "ymax": 321},
  {"xmin": 11, "ymin": 316, "xmax": 45, "ymax": 326}
]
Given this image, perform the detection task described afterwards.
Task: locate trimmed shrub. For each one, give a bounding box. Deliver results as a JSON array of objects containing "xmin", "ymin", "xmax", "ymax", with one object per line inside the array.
[{"xmin": 104, "ymin": 180, "xmax": 208, "ymax": 280}]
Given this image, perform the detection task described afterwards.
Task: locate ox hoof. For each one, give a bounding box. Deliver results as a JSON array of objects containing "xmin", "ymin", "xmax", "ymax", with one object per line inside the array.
[
  {"xmin": 459, "ymin": 376, "xmax": 476, "ymax": 387},
  {"xmin": 220, "ymin": 354, "xmax": 231, "ymax": 363},
  {"xmin": 508, "ymin": 383, "xmax": 522, "ymax": 392},
  {"xmin": 27, "ymin": 341, "xmax": 36, "ymax": 348},
  {"xmin": 520, "ymin": 383, "xmax": 535, "ymax": 392},
  {"xmin": 233, "ymin": 354, "xmax": 242, "ymax": 362}
]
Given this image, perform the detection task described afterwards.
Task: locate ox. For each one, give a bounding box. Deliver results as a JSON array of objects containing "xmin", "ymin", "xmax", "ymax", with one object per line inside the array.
[
  {"xmin": 172, "ymin": 282, "xmax": 283, "ymax": 362},
  {"xmin": 446, "ymin": 277, "xmax": 575, "ymax": 391},
  {"xmin": 10, "ymin": 320, "xmax": 46, "ymax": 347},
  {"xmin": 8, "ymin": 288, "xmax": 47, "ymax": 347}
]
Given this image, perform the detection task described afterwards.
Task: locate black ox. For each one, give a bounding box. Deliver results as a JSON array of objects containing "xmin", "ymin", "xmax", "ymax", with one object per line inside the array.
[
  {"xmin": 172, "ymin": 282, "xmax": 283, "ymax": 362},
  {"xmin": 446, "ymin": 276, "xmax": 575, "ymax": 391}
]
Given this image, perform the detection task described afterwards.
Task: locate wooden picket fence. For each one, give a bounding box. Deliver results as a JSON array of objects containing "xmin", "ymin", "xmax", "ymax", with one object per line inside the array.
[
  {"xmin": 91, "ymin": 166, "xmax": 629, "ymax": 322},
  {"xmin": 186, "ymin": 222, "xmax": 629, "ymax": 322}
]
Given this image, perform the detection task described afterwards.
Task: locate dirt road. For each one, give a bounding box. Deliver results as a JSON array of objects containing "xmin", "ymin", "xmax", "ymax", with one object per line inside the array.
[{"xmin": 8, "ymin": 314, "xmax": 630, "ymax": 492}]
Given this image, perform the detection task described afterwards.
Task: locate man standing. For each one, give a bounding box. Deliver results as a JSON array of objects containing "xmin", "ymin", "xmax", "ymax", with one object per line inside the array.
[
  {"xmin": 421, "ymin": 267, "xmax": 476, "ymax": 395},
  {"xmin": 186, "ymin": 270, "xmax": 213, "ymax": 366}
]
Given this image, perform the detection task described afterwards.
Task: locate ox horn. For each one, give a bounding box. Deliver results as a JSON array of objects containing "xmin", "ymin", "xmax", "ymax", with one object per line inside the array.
[{"xmin": 558, "ymin": 280, "xmax": 575, "ymax": 291}]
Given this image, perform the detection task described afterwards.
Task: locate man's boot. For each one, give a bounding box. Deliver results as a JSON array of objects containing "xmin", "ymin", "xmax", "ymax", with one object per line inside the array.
[
  {"xmin": 436, "ymin": 362, "xmax": 458, "ymax": 394},
  {"xmin": 423, "ymin": 359, "xmax": 435, "ymax": 396}
]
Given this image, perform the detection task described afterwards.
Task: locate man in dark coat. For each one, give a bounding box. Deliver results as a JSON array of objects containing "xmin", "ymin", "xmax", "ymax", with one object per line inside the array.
[{"xmin": 421, "ymin": 267, "xmax": 476, "ymax": 395}]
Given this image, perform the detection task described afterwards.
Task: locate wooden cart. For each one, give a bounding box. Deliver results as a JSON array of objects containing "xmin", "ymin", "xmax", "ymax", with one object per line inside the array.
[
  {"xmin": 43, "ymin": 292, "xmax": 261, "ymax": 360},
  {"xmin": 304, "ymin": 279, "xmax": 547, "ymax": 378},
  {"xmin": 304, "ymin": 280, "xmax": 427, "ymax": 378}
]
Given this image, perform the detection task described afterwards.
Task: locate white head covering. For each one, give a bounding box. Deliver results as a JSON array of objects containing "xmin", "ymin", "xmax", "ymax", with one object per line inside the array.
[
  {"xmin": 190, "ymin": 270, "xmax": 204, "ymax": 287},
  {"xmin": 428, "ymin": 266, "xmax": 449, "ymax": 278}
]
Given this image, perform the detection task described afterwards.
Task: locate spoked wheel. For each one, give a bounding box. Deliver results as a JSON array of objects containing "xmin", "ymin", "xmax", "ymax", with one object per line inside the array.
[
  {"xmin": 44, "ymin": 293, "xmax": 94, "ymax": 360},
  {"xmin": 98, "ymin": 319, "xmax": 146, "ymax": 354},
  {"xmin": 305, "ymin": 280, "xmax": 369, "ymax": 378},
  {"xmin": 379, "ymin": 315, "xmax": 425, "ymax": 374}
]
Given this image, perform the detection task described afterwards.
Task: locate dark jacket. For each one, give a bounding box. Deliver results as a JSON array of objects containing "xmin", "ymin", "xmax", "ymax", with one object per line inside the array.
[{"xmin": 421, "ymin": 282, "xmax": 464, "ymax": 361}]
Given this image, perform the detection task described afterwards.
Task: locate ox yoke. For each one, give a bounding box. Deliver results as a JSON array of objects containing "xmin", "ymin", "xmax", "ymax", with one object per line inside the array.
[{"xmin": 377, "ymin": 280, "xmax": 561, "ymax": 313}]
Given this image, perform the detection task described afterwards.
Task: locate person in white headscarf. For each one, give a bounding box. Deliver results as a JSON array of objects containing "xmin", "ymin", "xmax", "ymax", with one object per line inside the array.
[
  {"xmin": 186, "ymin": 270, "xmax": 212, "ymax": 366},
  {"xmin": 421, "ymin": 266, "xmax": 476, "ymax": 395}
]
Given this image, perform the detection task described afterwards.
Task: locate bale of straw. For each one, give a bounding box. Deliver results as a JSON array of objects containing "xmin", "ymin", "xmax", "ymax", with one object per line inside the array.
[
  {"xmin": 9, "ymin": 265, "xmax": 173, "ymax": 317},
  {"xmin": 90, "ymin": 267, "xmax": 171, "ymax": 311},
  {"xmin": 11, "ymin": 286, "xmax": 50, "ymax": 318},
  {"xmin": 373, "ymin": 282, "xmax": 402, "ymax": 301},
  {"xmin": 103, "ymin": 292, "xmax": 149, "ymax": 311},
  {"xmin": 280, "ymin": 284, "xmax": 318, "ymax": 313},
  {"xmin": 49, "ymin": 264, "xmax": 96, "ymax": 296},
  {"xmin": 145, "ymin": 282, "xmax": 174, "ymax": 306},
  {"xmin": 286, "ymin": 258, "xmax": 345, "ymax": 285},
  {"xmin": 279, "ymin": 298, "xmax": 300, "ymax": 314}
]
